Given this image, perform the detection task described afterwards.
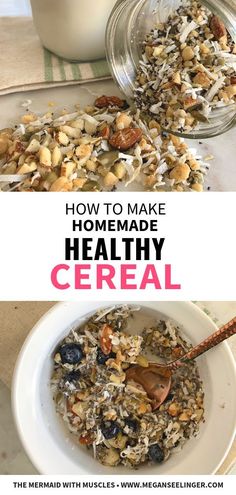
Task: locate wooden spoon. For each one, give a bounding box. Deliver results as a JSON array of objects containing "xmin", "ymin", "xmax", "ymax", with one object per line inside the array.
[{"xmin": 126, "ymin": 316, "xmax": 236, "ymax": 410}]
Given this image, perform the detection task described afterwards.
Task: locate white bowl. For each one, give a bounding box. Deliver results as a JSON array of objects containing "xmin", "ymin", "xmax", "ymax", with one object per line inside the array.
[{"xmin": 12, "ymin": 301, "xmax": 236, "ymax": 475}]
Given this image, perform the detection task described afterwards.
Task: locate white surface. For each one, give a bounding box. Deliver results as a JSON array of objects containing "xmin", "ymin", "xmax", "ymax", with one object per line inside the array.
[
  {"xmin": 0, "ymin": 0, "xmax": 31, "ymax": 16},
  {"xmin": 12, "ymin": 301, "xmax": 236, "ymax": 475},
  {"xmin": 0, "ymin": 81, "xmax": 235, "ymax": 191}
]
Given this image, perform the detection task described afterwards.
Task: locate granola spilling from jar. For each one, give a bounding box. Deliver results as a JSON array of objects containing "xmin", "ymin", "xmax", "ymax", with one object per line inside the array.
[
  {"xmin": 51, "ymin": 306, "xmax": 204, "ymax": 468},
  {"xmin": 0, "ymin": 96, "xmax": 208, "ymax": 192},
  {"xmin": 134, "ymin": 0, "xmax": 236, "ymax": 133}
]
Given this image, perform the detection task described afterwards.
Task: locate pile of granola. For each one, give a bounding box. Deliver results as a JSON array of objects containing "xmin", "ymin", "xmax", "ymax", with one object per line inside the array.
[
  {"xmin": 134, "ymin": 0, "xmax": 236, "ymax": 133},
  {"xmin": 51, "ymin": 306, "xmax": 204, "ymax": 468},
  {"xmin": 0, "ymin": 96, "xmax": 208, "ymax": 192}
]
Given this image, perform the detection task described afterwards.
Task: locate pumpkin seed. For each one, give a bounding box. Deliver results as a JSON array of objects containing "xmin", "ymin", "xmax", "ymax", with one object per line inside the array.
[
  {"xmin": 98, "ymin": 151, "xmax": 119, "ymax": 167},
  {"xmin": 82, "ymin": 180, "xmax": 101, "ymax": 192}
]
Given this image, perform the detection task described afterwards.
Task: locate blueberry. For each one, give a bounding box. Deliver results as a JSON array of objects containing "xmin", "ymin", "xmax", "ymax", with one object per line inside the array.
[
  {"xmin": 58, "ymin": 343, "xmax": 84, "ymax": 364},
  {"xmin": 101, "ymin": 421, "xmax": 120, "ymax": 439},
  {"xmin": 64, "ymin": 370, "xmax": 81, "ymax": 383},
  {"xmin": 165, "ymin": 393, "xmax": 174, "ymax": 402},
  {"xmin": 124, "ymin": 418, "xmax": 138, "ymax": 431},
  {"xmin": 148, "ymin": 444, "xmax": 165, "ymax": 463},
  {"xmin": 97, "ymin": 349, "xmax": 116, "ymax": 365}
]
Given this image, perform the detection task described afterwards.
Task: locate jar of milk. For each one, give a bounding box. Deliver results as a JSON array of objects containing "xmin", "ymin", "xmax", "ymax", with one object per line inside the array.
[{"xmin": 30, "ymin": 0, "xmax": 118, "ymax": 61}]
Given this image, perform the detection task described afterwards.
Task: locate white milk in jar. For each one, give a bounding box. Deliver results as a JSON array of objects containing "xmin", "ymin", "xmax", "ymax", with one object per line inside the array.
[{"xmin": 30, "ymin": 0, "xmax": 117, "ymax": 61}]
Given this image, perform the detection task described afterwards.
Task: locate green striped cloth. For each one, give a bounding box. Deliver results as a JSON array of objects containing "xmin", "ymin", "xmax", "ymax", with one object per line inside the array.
[
  {"xmin": 0, "ymin": 17, "xmax": 111, "ymax": 96},
  {"xmin": 43, "ymin": 48, "xmax": 110, "ymax": 84}
]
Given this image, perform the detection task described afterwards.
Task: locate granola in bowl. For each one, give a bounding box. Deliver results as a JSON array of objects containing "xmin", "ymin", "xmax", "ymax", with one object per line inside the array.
[
  {"xmin": 0, "ymin": 96, "xmax": 208, "ymax": 192},
  {"xmin": 51, "ymin": 306, "xmax": 204, "ymax": 469},
  {"xmin": 134, "ymin": 0, "xmax": 236, "ymax": 134}
]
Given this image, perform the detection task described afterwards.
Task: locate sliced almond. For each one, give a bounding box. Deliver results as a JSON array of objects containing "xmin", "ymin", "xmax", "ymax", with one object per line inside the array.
[
  {"xmin": 39, "ymin": 146, "xmax": 52, "ymax": 167},
  {"xmin": 51, "ymin": 146, "xmax": 62, "ymax": 167},
  {"xmin": 21, "ymin": 114, "xmax": 37, "ymax": 124},
  {"xmin": 17, "ymin": 162, "xmax": 37, "ymax": 174},
  {"xmin": 26, "ymin": 139, "xmax": 40, "ymax": 154},
  {"xmin": 60, "ymin": 125, "xmax": 81, "ymax": 139},
  {"xmin": 60, "ymin": 161, "xmax": 75, "ymax": 178},
  {"xmin": 100, "ymin": 324, "xmax": 113, "ymax": 355},
  {"xmin": 57, "ymin": 131, "xmax": 69, "ymax": 146},
  {"xmin": 50, "ymin": 176, "xmax": 70, "ymax": 191}
]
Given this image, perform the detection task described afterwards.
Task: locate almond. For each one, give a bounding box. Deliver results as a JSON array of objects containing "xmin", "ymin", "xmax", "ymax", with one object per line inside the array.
[
  {"xmin": 67, "ymin": 396, "xmax": 75, "ymax": 412},
  {"xmin": 189, "ymin": 158, "xmax": 200, "ymax": 171},
  {"xmin": 60, "ymin": 125, "xmax": 81, "ymax": 139},
  {"xmin": 210, "ymin": 15, "xmax": 227, "ymax": 40},
  {"xmin": 21, "ymin": 114, "xmax": 37, "ymax": 124},
  {"xmin": 15, "ymin": 141, "xmax": 26, "ymax": 153},
  {"xmin": 153, "ymin": 45, "xmax": 164, "ymax": 58},
  {"xmin": 193, "ymin": 72, "xmax": 211, "ymax": 89},
  {"xmin": 17, "ymin": 162, "xmax": 37, "ymax": 175},
  {"xmin": 225, "ymin": 84, "xmax": 236, "ymax": 98},
  {"xmin": 182, "ymin": 46, "xmax": 195, "ymax": 61},
  {"xmin": 72, "ymin": 402, "xmax": 86, "ymax": 419},
  {"xmin": 137, "ymin": 402, "xmax": 151, "ymax": 415},
  {"xmin": 116, "ymin": 113, "xmax": 132, "ymax": 130},
  {"xmin": 103, "ymin": 448, "xmax": 120, "ymax": 466},
  {"xmin": 39, "ymin": 146, "xmax": 52, "ymax": 167},
  {"xmin": 172, "ymin": 346, "xmax": 184, "ymax": 358},
  {"xmin": 79, "ymin": 434, "xmax": 94, "ymax": 445},
  {"xmin": 168, "ymin": 403, "xmax": 180, "ymax": 417},
  {"xmin": 103, "ymin": 409, "xmax": 117, "ymax": 421},
  {"xmin": 100, "ymin": 324, "xmax": 113, "ymax": 355},
  {"xmin": 50, "ymin": 176, "xmax": 70, "ymax": 192},
  {"xmin": 0, "ymin": 128, "xmax": 13, "ymax": 138},
  {"xmin": 169, "ymin": 163, "xmax": 190, "ymax": 182},
  {"xmin": 25, "ymin": 139, "xmax": 40, "ymax": 154},
  {"xmin": 161, "ymin": 81, "xmax": 174, "ymax": 90},
  {"xmin": 103, "ymin": 171, "xmax": 118, "ymax": 187},
  {"xmin": 172, "ymin": 71, "xmax": 181, "ymax": 85},
  {"xmin": 109, "ymin": 128, "xmax": 142, "ymax": 151},
  {"xmin": 52, "ymin": 146, "xmax": 62, "ymax": 167},
  {"xmin": 99, "ymin": 125, "xmax": 110, "ymax": 140},
  {"xmin": 183, "ymin": 96, "xmax": 198, "ymax": 110},
  {"xmin": 191, "ymin": 183, "xmax": 203, "ymax": 192},
  {"xmin": 230, "ymin": 76, "xmax": 236, "ymax": 85},
  {"xmin": 0, "ymin": 138, "xmax": 9, "ymax": 156},
  {"xmin": 57, "ymin": 131, "xmax": 69, "ymax": 146},
  {"xmin": 111, "ymin": 161, "xmax": 126, "ymax": 180},
  {"xmin": 94, "ymin": 95, "xmax": 127, "ymax": 108},
  {"xmin": 179, "ymin": 409, "xmax": 192, "ymax": 422},
  {"xmin": 170, "ymin": 135, "xmax": 181, "ymax": 147}
]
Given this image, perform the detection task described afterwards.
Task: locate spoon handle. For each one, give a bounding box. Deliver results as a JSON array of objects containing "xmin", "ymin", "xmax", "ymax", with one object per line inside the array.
[{"xmin": 169, "ymin": 316, "xmax": 236, "ymax": 371}]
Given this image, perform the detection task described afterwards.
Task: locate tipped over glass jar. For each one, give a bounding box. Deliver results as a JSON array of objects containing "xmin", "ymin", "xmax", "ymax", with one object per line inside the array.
[{"xmin": 106, "ymin": 0, "xmax": 236, "ymax": 138}]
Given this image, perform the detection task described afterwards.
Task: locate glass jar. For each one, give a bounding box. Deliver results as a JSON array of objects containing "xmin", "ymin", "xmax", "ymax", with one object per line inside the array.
[
  {"xmin": 30, "ymin": 0, "xmax": 117, "ymax": 61},
  {"xmin": 106, "ymin": 0, "xmax": 236, "ymax": 138}
]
